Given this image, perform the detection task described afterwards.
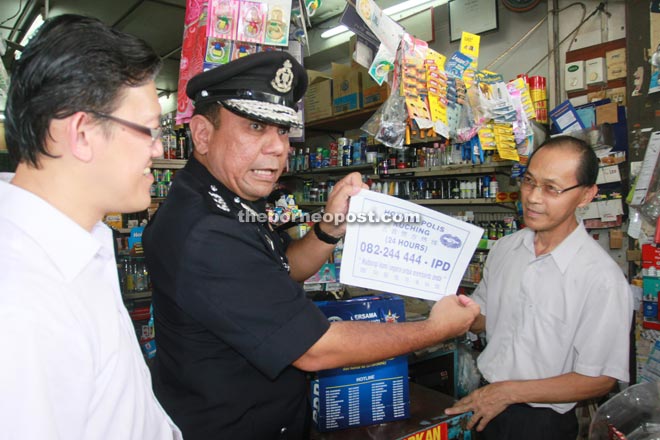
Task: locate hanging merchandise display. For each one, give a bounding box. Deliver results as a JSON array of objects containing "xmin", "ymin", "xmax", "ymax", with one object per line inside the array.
[
  {"xmin": 359, "ymin": 24, "xmax": 539, "ymax": 165},
  {"xmin": 176, "ymin": 0, "xmax": 295, "ymax": 124},
  {"xmin": 176, "ymin": 0, "xmax": 209, "ymax": 124}
]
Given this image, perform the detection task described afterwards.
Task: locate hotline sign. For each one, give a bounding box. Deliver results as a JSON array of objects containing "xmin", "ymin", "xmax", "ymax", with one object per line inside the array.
[{"xmin": 340, "ymin": 190, "xmax": 483, "ymax": 301}]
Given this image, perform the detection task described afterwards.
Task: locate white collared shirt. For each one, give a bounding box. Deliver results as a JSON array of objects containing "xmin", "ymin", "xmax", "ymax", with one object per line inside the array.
[
  {"xmin": 0, "ymin": 178, "xmax": 181, "ymax": 439},
  {"xmin": 473, "ymin": 223, "xmax": 633, "ymax": 413}
]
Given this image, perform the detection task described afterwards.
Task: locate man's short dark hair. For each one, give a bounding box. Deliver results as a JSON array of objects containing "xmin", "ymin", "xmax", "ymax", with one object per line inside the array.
[
  {"xmin": 528, "ymin": 135, "xmax": 599, "ymax": 186},
  {"xmin": 5, "ymin": 14, "xmax": 162, "ymax": 168},
  {"xmin": 192, "ymin": 102, "xmax": 221, "ymax": 129}
]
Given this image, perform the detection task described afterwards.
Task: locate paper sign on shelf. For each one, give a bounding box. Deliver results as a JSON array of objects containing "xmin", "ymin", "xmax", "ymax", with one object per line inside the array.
[
  {"xmin": 596, "ymin": 165, "xmax": 622, "ymax": 184},
  {"xmin": 631, "ymin": 131, "xmax": 660, "ymax": 206},
  {"xmin": 340, "ymin": 190, "xmax": 483, "ymax": 301}
]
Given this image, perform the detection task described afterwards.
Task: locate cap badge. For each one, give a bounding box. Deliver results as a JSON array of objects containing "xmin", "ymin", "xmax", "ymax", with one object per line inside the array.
[{"xmin": 271, "ymin": 59, "xmax": 294, "ymax": 93}]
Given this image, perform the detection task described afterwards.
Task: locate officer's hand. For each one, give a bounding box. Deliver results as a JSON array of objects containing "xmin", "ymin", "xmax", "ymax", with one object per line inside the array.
[
  {"xmin": 320, "ymin": 172, "xmax": 367, "ymax": 237},
  {"xmin": 428, "ymin": 294, "xmax": 480, "ymax": 338}
]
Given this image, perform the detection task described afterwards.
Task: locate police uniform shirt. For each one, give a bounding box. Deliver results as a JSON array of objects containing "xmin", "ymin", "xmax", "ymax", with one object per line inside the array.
[{"xmin": 143, "ymin": 157, "xmax": 330, "ymax": 439}]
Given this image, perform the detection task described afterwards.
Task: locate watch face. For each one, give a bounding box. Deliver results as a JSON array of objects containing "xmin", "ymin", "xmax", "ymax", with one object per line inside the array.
[{"xmin": 501, "ymin": 0, "xmax": 542, "ymax": 12}]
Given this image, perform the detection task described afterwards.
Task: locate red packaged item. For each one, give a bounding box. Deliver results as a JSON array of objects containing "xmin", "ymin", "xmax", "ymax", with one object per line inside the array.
[{"xmin": 176, "ymin": 0, "xmax": 208, "ymax": 124}]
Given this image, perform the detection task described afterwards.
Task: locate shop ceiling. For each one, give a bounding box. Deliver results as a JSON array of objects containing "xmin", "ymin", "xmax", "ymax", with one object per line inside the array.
[{"xmin": 0, "ymin": 0, "xmax": 406, "ymax": 100}]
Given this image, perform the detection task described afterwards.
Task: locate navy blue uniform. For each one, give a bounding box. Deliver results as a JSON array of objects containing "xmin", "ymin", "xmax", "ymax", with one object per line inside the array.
[{"xmin": 143, "ymin": 157, "xmax": 330, "ymax": 439}]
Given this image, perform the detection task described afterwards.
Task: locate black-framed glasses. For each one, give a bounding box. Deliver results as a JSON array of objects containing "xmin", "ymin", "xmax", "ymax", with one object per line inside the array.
[
  {"xmin": 90, "ymin": 111, "xmax": 162, "ymax": 146},
  {"xmin": 520, "ymin": 175, "xmax": 583, "ymax": 198}
]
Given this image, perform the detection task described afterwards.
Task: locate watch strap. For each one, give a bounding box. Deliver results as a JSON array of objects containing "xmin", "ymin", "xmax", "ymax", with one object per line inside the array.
[{"xmin": 313, "ymin": 222, "xmax": 342, "ymax": 245}]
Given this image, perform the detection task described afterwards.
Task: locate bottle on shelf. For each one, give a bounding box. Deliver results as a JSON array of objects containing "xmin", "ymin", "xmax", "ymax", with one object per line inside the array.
[
  {"xmin": 488, "ymin": 174, "xmax": 499, "ymax": 199},
  {"xmin": 176, "ymin": 127, "xmax": 189, "ymax": 160},
  {"xmin": 160, "ymin": 117, "xmax": 177, "ymax": 159}
]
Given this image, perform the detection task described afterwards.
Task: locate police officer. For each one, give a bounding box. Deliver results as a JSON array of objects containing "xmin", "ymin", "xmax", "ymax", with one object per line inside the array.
[{"xmin": 143, "ymin": 51, "xmax": 480, "ymax": 439}]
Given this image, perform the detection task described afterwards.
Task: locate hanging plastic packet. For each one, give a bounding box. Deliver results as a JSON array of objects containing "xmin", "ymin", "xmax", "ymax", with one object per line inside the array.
[
  {"xmin": 264, "ymin": 1, "xmax": 292, "ymax": 46},
  {"xmin": 455, "ymin": 96, "xmax": 479, "ymax": 143},
  {"xmin": 401, "ymin": 34, "xmax": 433, "ymax": 130},
  {"xmin": 425, "ymin": 48, "xmax": 449, "ymax": 139},
  {"xmin": 369, "ymin": 45, "xmax": 395, "ymax": 86},
  {"xmin": 208, "ymin": 0, "xmax": 238, "ymax": 41},
  {"xmin": 362, "ymin": 39, "xmax": 408, "ymax": 149},
  {"xmin": 459, "ymin": 31, "xmax": 480, "ymax": 90},
  {"xmin": 456, "ymin": 339, "xmax": 481, "ymax": 399},
  {"xmin": 444, "ymin": 51, "xmax": 472, "ymax": 139},
  {"xmin": 362, "ymin": 85, "xmax": 408, "ymax": 149}
]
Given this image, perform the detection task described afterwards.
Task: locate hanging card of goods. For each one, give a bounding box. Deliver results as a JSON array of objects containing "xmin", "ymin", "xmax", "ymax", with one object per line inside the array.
[
  {"xmin": 357, "ymin": 22, "xmax": 540, "ymax": 172},
  {"xmin": 177, "ymin": 0, "xmax": 294, "ymax": 124}
]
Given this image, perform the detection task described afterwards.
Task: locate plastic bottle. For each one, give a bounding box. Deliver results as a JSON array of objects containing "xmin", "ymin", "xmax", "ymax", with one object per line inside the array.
[
  {"xmin": 125, "ymin": 260, "xmax": 135, "ymax": 293},
  {"xmin": 135, "ymin": 260, "xmax": 146, "ymax": 292},
  {"xmin": 488, "ymin": 174, "xmax": 498, "ymax": 199},
  {"xmin": 162, "ymin": 119, "xmax": 176, "ymax": 159}
]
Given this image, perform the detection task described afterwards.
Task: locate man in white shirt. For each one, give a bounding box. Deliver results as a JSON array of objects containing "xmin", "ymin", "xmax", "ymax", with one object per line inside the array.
[
  {"xmin": 0, "ymin": 15, "xmax": 181, "ymax": 439},
  {"xmin": 446, "ymin": 136, "xmax": 632, "ymax": 440}
]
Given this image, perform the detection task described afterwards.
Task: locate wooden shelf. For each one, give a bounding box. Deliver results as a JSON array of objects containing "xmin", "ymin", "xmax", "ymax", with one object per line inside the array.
[
  {"xmin": 375, "ymin": 161, "xmax": 515, "ymax": 178},
  {"xmin": 304, "ymin": 107, "xmax": 378, "ymax": 133},
  {"xmin": 410, "ymin": 198, "xmax": 509, "ymax": 206},
  {"xmin": 152, "ymin": 158, "xmax": 186, "ymax": 169},
  {"xmin": 298, "ymin": 198, "xmax": 513, "ymax": 207},
  {"xmin": 123, "ymin": 290, "xmax": 152, "ymax": 300},
  {"xmin": 565, "ymin": 38, "xmax": 626, "ymax": 99},
  {"xmin": 282, "ymin": 163, "xmax": 374, "ymax": 177},
  {"xmin": 286, "ymin": 161, "xmax": 514, "ymax": 180},
  {"xmin": 567, "ymin": 79, "xmax": 626, "ymax": 99}
]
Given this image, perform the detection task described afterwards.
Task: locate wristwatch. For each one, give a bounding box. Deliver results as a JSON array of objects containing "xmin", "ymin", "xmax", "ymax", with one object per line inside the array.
[{"xmin": 313, "ymin": 222, "xmax": 342, "ymax": 245}]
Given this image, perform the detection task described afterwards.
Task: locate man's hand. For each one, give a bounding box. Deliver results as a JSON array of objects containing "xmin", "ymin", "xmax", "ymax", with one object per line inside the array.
[
  {"xmin": 320, "ymin": 172, "xmax": 367, "ymax": 238},
  {"xmin": 445, "ymin": 382, "xmax": 513, "ymax": 431},
  {"xmin": 428, "ymin": 294, "xmax": 480, "ymax": 337}
]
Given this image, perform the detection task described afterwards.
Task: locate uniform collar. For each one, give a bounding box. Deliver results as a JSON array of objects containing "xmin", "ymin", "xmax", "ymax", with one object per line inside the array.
[
  {"xmin": 186, "ymin": 156, "xmax": 267, "ymax": 216},
  {"xmin": 0, "ymin": 178, "xmax": 111, "ymax": 282}
]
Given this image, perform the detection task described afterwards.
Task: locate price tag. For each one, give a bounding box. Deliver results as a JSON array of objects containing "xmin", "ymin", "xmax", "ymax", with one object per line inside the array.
[
  {"xmin": 340, "ymin": 190, "xmax": 484, "ymax": 301},
  {"xmin": 596, "ymin": 165, "xmax": 621, "ymax": 184}
]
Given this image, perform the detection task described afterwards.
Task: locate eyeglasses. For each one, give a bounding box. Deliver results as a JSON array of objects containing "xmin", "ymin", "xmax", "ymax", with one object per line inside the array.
[
  {"xmin": 520, "ymin": 175, "xmax": 583, "ymax": 197},
  {"xmin": 90, "ymin": 111, "xmax": 162, "ymax": 146}
]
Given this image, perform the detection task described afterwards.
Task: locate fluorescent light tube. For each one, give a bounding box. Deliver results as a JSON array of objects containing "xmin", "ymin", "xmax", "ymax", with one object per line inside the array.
[
  {"xmin": 321, "ymin": 25, "xmax": 351, "ymax": 39},
  {"xmin": 320, "ymin": 0, "xmax": 445, "ymax": 39}
]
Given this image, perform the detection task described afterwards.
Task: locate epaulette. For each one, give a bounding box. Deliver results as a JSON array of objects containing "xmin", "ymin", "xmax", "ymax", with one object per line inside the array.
[{"xmin": 204, "ymin": 184, "xmax": 235, "ymax": 218}]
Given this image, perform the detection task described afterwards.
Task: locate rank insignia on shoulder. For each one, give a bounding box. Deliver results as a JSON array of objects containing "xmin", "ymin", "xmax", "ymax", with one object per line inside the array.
[
  {"xmin": 264, "ymin": 234, "xmax": 275, "ymax": 251},
  {"xmin": 206, "ymin": 189, "xmax": 230, "ymax": 213}
]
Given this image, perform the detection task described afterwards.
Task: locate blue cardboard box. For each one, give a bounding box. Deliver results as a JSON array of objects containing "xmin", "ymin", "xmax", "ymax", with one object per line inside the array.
[
  {"xmin": 311, "ymin": 295, "xmax": 410, "ymax": 432},
  {"xmin": 643, "ymin": 276, "xmax": 660, "ymax": 301}
]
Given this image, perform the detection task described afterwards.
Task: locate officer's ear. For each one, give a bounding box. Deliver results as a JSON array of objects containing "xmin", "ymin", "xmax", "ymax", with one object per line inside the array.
[{"xmin": 189, "ymin": 114, "xmax": 215, "ymax": 155}]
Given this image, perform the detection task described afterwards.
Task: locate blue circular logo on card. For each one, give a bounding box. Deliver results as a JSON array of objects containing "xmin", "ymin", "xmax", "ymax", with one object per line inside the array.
[{"xmin": 440, "ymin": 234, "xmax": 462, "ymax": 248}]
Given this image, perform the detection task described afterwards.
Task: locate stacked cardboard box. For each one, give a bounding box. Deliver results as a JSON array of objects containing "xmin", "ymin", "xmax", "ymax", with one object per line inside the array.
[
  {"xmin": 304, "ymin": 70, "xmax": 333, "ymax": 122},
  {"xmin": 311, "ymin": 295, "xmax": 410, "ymax": 432}
]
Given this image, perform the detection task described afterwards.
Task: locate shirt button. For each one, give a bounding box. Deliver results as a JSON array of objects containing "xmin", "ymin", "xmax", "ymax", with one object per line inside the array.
[{"xmin": 234, "ymin": 197, "xmax": 240, "ymax": 203}]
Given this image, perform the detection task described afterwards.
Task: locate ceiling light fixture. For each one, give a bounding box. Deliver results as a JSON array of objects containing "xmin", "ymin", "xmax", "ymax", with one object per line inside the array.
[
  {"xmin": 320, "ymin": 25, "xmax": 351, "ymax": 39},
  {"xmin": 14, "ymin": 13, "xmax": 44, "ymax": 59},
  {"xmin": 320, "ymin": 0, "xmax": 447, "ymax": 39}
]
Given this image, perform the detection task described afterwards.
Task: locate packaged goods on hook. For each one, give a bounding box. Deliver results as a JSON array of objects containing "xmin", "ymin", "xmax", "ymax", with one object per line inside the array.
[
  {"xmin": 207, "ymin": 0, "xmax": 292, "ymax": 47},
  {"xmin": 343, "ymin": 16, "xmax": 539, "ymax": 163}
]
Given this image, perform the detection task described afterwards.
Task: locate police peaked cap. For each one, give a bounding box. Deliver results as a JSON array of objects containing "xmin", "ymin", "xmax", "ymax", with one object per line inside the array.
[{"xmin": 187, "ymin": 51, "xmax": 308, "ymax": 128}]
